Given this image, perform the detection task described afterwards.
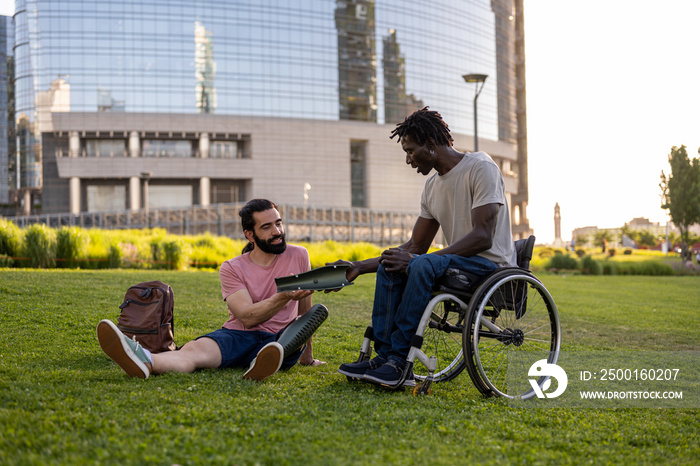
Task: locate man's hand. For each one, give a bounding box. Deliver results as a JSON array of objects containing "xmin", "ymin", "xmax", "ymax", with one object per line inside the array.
[
  {"xmin": 281, "ymin": 289, "xmax": 314, "ymax": 301},
  {"xmin": 323, "ymin": 260, "xmax": 360, "ymax": 292},
  {"xmin": 379, "ymin": 248, "xmax": 415, "ymax": 274}
]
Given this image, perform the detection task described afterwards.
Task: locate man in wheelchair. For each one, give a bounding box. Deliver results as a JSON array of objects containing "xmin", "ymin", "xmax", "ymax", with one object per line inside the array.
[{"xmin": 333, "ymin": 107, "xmax": 517, "ymax": 388}]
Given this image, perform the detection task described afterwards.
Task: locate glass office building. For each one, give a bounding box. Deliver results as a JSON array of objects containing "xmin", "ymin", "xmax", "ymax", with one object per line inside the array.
[
  {"xmin": 7, "ymin": 0, "xmax": 531, "ymax": 238},
  {"xmin": 1, "ymin": 15, "xmax": 13, "ymax": 205}
]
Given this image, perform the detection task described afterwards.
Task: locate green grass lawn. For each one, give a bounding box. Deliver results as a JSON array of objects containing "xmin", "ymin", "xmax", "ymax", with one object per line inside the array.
[{"xmin": 0, "ymin": 269, "xmax": 698, "ymax": 465}]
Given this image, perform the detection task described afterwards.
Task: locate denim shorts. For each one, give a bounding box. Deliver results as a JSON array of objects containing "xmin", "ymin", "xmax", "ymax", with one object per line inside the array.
[{"xmin": 197, "ymin": 328, "xmax": 302, "ymax": 370}]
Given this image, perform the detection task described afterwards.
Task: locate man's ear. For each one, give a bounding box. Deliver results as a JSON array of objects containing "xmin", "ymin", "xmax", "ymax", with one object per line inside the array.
[{"xmin": 244, "ymin": 229, "xmax": 255, "ymax": 244}]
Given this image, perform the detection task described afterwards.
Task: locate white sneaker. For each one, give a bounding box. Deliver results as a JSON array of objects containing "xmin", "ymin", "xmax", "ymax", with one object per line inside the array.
[
  {"xmin": 243, "ymin": 342, "xmax": 283, "ymax": 381},
  {"xmin": 97, "ymin": 319, "xmax": 151, "ymax": 379}
]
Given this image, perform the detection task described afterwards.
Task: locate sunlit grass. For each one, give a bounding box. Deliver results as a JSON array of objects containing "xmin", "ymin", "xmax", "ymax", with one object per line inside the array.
[{"xmin": 0, "ymin": 269, "xmax": 697, "ymax": 464}]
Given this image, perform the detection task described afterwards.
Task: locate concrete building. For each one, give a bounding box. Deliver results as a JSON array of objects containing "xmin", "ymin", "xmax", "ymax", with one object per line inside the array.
[{"xmin": 4, "ymin": 0, "xmax": 532, "ymax": 240}]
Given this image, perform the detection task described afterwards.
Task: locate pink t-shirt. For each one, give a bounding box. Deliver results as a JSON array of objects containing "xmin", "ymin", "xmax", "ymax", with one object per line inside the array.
[{"xmin": 219, "ymin": 244, "xmax": 311, "ymax": 333}]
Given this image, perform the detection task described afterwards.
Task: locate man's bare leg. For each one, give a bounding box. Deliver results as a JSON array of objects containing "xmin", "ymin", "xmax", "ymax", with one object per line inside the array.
[{"xmin": 151, "ymin": 337, "xmax": 222, "ymax": 374}]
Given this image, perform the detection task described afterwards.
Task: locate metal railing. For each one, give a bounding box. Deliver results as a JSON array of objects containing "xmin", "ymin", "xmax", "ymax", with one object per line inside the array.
[{"xmin": 5, "ymin": 203, "xmax": 418, "ymax": 245}]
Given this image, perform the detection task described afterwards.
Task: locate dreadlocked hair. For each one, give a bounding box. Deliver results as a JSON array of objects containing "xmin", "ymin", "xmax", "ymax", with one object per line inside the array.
[
  {"xmin": 389, "ymin": 107, "xmax": 453, "ymax": 147},
  {"xmin": 239, "ymin": 199, "xmax": 279, "ymax": 254}
]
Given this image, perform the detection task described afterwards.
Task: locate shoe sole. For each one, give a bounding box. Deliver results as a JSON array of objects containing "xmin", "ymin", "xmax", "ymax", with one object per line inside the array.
[
  {"xmin": 338, "ymin": 367, "xmax": 368, "ymax": 379},
  {"xmin": 362, "ymin": 373, "xmax": 404, "ymax": 388},
  {"xmin": 363, "ymin": 371, "xmax": 416, "ymax": 388},
  {"xmin": 340, "ymin": 368, "xmax": 415, "ymax": 387},
  {"xmin": 243, "ymin": 342, "xmax": 283, "ymax": 381},
  {"xmin": 96, "ymin": 320, "xmax": 150, "ymax": 379}
]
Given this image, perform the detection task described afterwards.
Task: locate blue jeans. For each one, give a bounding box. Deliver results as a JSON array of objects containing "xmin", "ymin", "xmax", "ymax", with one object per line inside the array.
[{"xmin": 371, "ymin": 254, "xmax": 497, "ymax": 363}]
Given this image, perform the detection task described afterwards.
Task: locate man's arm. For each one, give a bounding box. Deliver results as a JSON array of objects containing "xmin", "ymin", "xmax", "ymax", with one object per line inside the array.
[
  {"xmin": 225, "ymin": 288, "xmax": 313, "ymax": 329},
  {"xmin": 328, "ymin": 216, "xmax": 440, "ymax": 280},
  {"xmin": 374, "ymin": 203, "xmax": 500, "ymax": 273},
  {"xmin": 432, "ymin": 203, "xmax": 499, "ymax": 257}
]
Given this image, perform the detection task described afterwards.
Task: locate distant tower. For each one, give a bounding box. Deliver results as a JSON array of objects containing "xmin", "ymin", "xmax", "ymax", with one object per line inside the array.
[{"xmin": 553, "ymin": 203, "xmax": 563, "ymax": 247}]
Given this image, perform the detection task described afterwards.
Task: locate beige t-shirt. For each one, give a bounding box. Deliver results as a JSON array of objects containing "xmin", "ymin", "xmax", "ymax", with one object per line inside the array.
[{"xmin": 419, "ymin": 152, "xmax": 516, "ymax": 267}]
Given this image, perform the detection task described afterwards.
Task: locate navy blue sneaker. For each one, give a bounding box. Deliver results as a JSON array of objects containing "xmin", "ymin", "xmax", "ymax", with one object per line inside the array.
[
  {"xmin": 338, "ymin": 356, "xmax": 385, "ymax": 379},
  {"xmin": 363, "ymin": 359, "xmax": 415, "ymax": 388}
]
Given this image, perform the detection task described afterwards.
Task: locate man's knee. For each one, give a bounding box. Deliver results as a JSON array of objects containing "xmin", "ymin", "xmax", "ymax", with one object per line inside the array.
[
  {"xmin": 180, "ymin": 337, "xmax": 222, "ymax": 369},
  {"xmin": 377, "ymin": 263, "xmax": 390, "ymax": 279},
  {"xmin": 376, "ymin": 263, "xmax": 406, "ymax": 284},
  {"xmin": 406, "ymin": 253, "xmax": 444, "ymax": 277}
]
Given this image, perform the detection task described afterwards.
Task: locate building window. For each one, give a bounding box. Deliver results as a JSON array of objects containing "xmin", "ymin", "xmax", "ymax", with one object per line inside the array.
[
  {"xmin": 148, "ymin": 186, "xmax": 193, "ymax": 208},
  {"xmin": 142, "ymin": 140, "xmax": 192, "ymax": 158},
  {"xmin": 87, "ymin": 185, "xmax": 126, "ymax": 212},
  {"xmin": 210, "ymin": 141, "xmax": 237, "ymax": 159},
  {"xmin": 209, "ymin": 136, "xmax": 251, "ymax": 159},
  {"xmin": 212, "ymin": 183, "xmax": 243, "ymax": 204},
  {"xmin": 85, "ymin": 139, "xmax": 126, "ymax": 157},
  {"xmin": 350, "ymin": 140, "xmax": 367, "ymax": 208}
]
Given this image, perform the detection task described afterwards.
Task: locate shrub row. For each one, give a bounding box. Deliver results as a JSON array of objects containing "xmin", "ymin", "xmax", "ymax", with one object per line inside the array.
[
  {"xmin": 0, "ymin": 220, "xmax": 383, "ymax": 270},
  {"xmin": 3, "ymin": 220, "xmax": 681, "ymax": 276},
  {"xmin": 546, "ymin": 251, "xmax": 676, "ymax": 276}
]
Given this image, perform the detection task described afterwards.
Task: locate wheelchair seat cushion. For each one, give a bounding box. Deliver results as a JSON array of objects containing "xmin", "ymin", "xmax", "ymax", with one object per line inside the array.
[{"xmin": 435, "ymin": 267, "xmax": 481, "ymax": 293}]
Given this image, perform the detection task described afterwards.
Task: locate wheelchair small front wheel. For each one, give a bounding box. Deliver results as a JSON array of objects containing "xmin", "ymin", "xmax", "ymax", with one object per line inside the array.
[{"xmin": 413, "ymin": 296, "xmax": 467, "ymax": 384}]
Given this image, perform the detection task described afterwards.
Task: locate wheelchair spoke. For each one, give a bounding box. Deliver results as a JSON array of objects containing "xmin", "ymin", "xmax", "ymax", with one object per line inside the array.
[
  {"xmin": 415, "ymin": 298, "xmax": 467, "ymax": 383},
  {"xmin": 465, "ymin": 272, "xmax": 561, "ymax": 399},
  {"xmin": 522, "ymin": 321, "xmax": 553, "ymax": 335}
]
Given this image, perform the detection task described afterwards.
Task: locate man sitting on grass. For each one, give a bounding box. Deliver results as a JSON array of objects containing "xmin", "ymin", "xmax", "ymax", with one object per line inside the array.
[{"xmin": 97, "ymin": 198, "xmax": 328, "ymax": 381}]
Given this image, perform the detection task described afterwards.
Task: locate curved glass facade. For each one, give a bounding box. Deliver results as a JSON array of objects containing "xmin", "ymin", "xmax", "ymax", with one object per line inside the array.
[
  {"xmin": 0, "ymin": 16, "xmax": 13, "ymax": 204},
  {"xmin": 17, "ymin": 0, "xmax": 500, "ymax": 128},
  {"xmin": 9, "ymin": 0, "xmax": 528, "ymax": 237},
  {"xmin": 14, "ymin": 0, "xmax": 504, "ymax": 162}
]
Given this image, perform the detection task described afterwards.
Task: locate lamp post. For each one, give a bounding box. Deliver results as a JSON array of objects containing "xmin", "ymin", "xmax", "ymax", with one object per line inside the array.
[
  {"xmin": 462, "ymin": 73, "xmax": 488, "ymax": 152},
  {"xmin": 303, "ymin": 182, "xmax": 311, "ymax": 207}
]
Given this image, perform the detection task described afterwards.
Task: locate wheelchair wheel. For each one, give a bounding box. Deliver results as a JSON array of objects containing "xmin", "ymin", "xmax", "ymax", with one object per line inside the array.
[
  {"xmin": 463, "ymin": 270, "xmax": 560, "ymax": 399},
  {"xmin": 413, "ymin": 296, "xmax": 467, "ymax": 383}
]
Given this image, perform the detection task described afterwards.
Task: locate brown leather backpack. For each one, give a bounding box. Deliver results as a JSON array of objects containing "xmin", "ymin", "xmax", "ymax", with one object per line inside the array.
[{"xmin": 117, "ymin": 280, "xmax": 176, "ymax": 353}]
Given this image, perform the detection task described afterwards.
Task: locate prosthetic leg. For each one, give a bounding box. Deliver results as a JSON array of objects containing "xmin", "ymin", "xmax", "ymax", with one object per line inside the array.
[{"xmin": 243, "ymin": 304, "xmax": 329, "ymax": 381}]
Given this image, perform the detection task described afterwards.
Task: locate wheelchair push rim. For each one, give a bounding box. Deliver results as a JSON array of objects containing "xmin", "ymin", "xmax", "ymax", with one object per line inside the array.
[{"xmin": 465, "ymin": 271, "xmax": 561, "ymax": 400}]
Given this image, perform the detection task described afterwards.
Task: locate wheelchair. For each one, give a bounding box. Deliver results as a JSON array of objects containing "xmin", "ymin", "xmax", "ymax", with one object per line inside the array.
[{"xmin": 350, "ymin": 235, "xmax": 561, "ymax": 399}]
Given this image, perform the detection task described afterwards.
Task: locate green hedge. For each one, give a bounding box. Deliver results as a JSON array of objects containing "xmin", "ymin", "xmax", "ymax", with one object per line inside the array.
[
  {"xmin": 546, "ymin": 252, "xmax": 578, "ymax": 270},
  {"xmin": 0, "ymin": 219, "xmax": 22, "ymax": 267},
  {"xmin": 0, "ymin": 220, "xmax": 686, "ymax": 276},
  {"xmin": 545, "ymin": 253, "xmax": 677, "ymax": 276},
  {"xmin": 0, "ymin": 222, "xmax": 384, "ymax": 271}
]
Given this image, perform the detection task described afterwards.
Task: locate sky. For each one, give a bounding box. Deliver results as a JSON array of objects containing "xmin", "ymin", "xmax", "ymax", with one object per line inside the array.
[
  {"xmin": 523, "ymin": 0, "xmax": 700, "ymax": 243},
  {"xmin": 1, "ymin": 1, "xmax": 698, "ymax": 244}
]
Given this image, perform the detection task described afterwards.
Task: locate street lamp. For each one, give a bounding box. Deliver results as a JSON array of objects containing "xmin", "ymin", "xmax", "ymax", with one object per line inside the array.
[
  {"xmin": 462, "ymin": 73, "xmax": 488, "ymax": 152},
  {"xmin": 303, "ymin": 183, "xmax": 311, "ymax": 207}
]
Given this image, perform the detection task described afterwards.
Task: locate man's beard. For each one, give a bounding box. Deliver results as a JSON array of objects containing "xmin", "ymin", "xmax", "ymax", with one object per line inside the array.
[{"xmin": 253, "ymin": 232, "xmax": 287, "ymax": 255}]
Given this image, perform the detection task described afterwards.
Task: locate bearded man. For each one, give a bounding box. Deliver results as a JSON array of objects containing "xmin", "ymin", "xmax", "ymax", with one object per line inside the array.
[{"xmin": 97, "ymin": 199, "xmax": 328, "ymax": 381}]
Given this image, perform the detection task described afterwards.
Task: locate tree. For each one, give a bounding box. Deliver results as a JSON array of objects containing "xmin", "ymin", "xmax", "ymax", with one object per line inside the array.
[
  {"xmin": 621, "ymin": 225, "xmax": 663, "ymax": 248},
  {"xmin": 660, "ymin": 145, "xmax": 700, "ymax": 261},
  {"xmin": 637, "ymin": 230, "xmax": 659, "ymax": 248}
]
